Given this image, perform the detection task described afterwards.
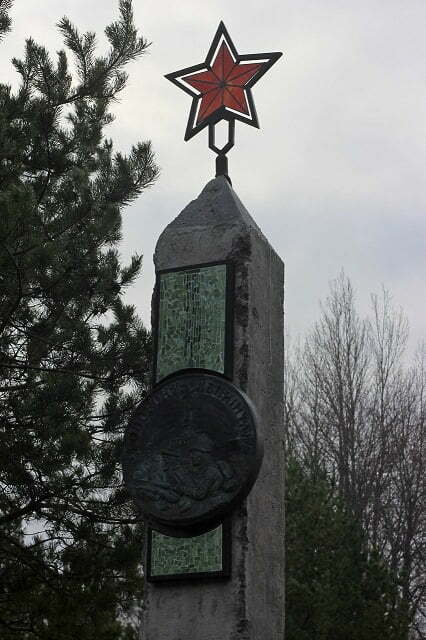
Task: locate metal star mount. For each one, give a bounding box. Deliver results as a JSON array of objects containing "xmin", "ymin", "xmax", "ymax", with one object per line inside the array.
[{"xmin": 165, "ymin": 22, "xmax": 282, "ymax": 181}]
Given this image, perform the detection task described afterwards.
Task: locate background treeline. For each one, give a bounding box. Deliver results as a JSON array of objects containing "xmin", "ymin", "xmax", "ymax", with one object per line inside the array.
[{"xmin": 285, "ymin": 274, "xmax": 425, "ymax": 639}]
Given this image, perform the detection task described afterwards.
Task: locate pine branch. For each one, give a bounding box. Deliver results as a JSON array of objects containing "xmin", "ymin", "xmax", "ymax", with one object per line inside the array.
[
  {"xmin": 0, "ymin": 360, "xmax": 108, "ymax": 382},
  {"xmin": 0, "ymin": 0, "xmax": 13, "ymax": 42},
  {"xmin": 0, "ymin": 243, "xmax": 23, "ymax": 336}
]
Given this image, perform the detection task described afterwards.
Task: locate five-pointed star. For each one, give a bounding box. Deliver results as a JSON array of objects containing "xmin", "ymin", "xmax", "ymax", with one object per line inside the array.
[{"xmin": 165, "ymin": 22, "xmax": 282, "ymax": 141}]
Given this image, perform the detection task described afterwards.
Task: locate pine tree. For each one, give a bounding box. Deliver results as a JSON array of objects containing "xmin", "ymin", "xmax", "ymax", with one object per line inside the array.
[
  {"xmin": 0, "ymin": 2, "xmax": 158, "ymax": 637},
  {"xmin": 285, "ymin": 458, "xmax": 408, "ymax": 640}
]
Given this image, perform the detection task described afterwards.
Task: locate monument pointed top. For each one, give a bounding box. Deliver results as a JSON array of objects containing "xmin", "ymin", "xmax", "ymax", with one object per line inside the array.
[
  {"xmin": 176, "ymin": 176, "xmax": 262, "ymax": 230},
  {"xmin": 155, "ymin": 176, "xmax": 272, "ymax": 273}
]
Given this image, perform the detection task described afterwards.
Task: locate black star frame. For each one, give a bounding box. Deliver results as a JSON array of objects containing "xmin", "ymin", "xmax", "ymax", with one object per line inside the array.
[{"xmin": 165, "ymin": 22, "xmax": 282, "ymax": 142}]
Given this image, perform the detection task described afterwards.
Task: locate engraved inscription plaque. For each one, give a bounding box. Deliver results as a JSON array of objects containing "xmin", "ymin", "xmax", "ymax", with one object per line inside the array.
[{"xmin": 155, "ymin": 264, "xmax": 229, "ymax": 381}]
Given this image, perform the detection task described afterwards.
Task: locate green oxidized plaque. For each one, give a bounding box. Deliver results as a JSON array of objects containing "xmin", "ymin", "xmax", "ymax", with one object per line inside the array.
[
  {"xmin": 156, "ymin": 264, "xmax": 227, "ymax": 381},
  {"xmin": 151, "ymin": 527, "xmax": 222, "ymax": 577},
  {"xmin": 149, "ymin": 263, "xmax": 229, "ymax": 579}
]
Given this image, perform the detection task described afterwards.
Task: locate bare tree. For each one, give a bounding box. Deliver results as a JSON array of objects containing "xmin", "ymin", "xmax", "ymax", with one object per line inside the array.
[{"xmin": 285, "ymin": 274, "xmax": 425, "ymax": 638}]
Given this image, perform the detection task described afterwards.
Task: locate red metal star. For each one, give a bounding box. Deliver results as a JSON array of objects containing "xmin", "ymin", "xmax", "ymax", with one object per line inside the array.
[{"xmin": 165, "ymin": 22, "xmax": 282, "ymax": 142}]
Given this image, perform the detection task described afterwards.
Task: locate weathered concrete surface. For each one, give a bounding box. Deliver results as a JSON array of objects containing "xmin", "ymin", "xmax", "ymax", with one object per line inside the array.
[{"xmin": 141, "ymin": 176, "xmax": 285, "ymax": 640}]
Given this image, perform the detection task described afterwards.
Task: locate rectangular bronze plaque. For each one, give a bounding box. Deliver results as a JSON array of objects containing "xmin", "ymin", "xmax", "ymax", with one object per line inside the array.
[
  {"xmin": 147, "ymin": 522, "xmax": 231, "ymax": 581},
  {"xmin": 155, "ymin": 262, "xmax": 233, "ymax": 381}
]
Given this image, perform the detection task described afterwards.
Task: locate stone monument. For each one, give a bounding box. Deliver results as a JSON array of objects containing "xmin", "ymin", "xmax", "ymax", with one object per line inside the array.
[{"xmin": 122, "ymin": 22, "xmax": 285, "ymax": 640}]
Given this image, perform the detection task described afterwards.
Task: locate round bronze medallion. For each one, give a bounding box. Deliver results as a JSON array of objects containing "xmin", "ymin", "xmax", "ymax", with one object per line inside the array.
[{"xmin": 122, "ymin": 369, "xmax": 263, "ymax": 537}]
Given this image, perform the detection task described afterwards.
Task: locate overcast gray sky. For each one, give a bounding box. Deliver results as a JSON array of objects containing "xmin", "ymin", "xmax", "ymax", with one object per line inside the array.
[{"xmin": 2, "ymin": 0, "xmax": 425, "ymax": 352}]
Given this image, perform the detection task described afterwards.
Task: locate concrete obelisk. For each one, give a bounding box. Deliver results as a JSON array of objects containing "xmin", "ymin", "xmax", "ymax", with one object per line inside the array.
[
  {"xmin": 133, "ymin": 20, "xmax": 285, "ymax": 640},
  {"xmin": 141, "ymin": 176, "xmax": 285, "ymax": 639}
]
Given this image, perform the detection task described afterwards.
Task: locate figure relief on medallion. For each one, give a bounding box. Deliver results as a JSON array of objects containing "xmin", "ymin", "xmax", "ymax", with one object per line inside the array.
[{"xmin": 132, "ymin": 416, "xmax": 239, "ymax": 517}]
